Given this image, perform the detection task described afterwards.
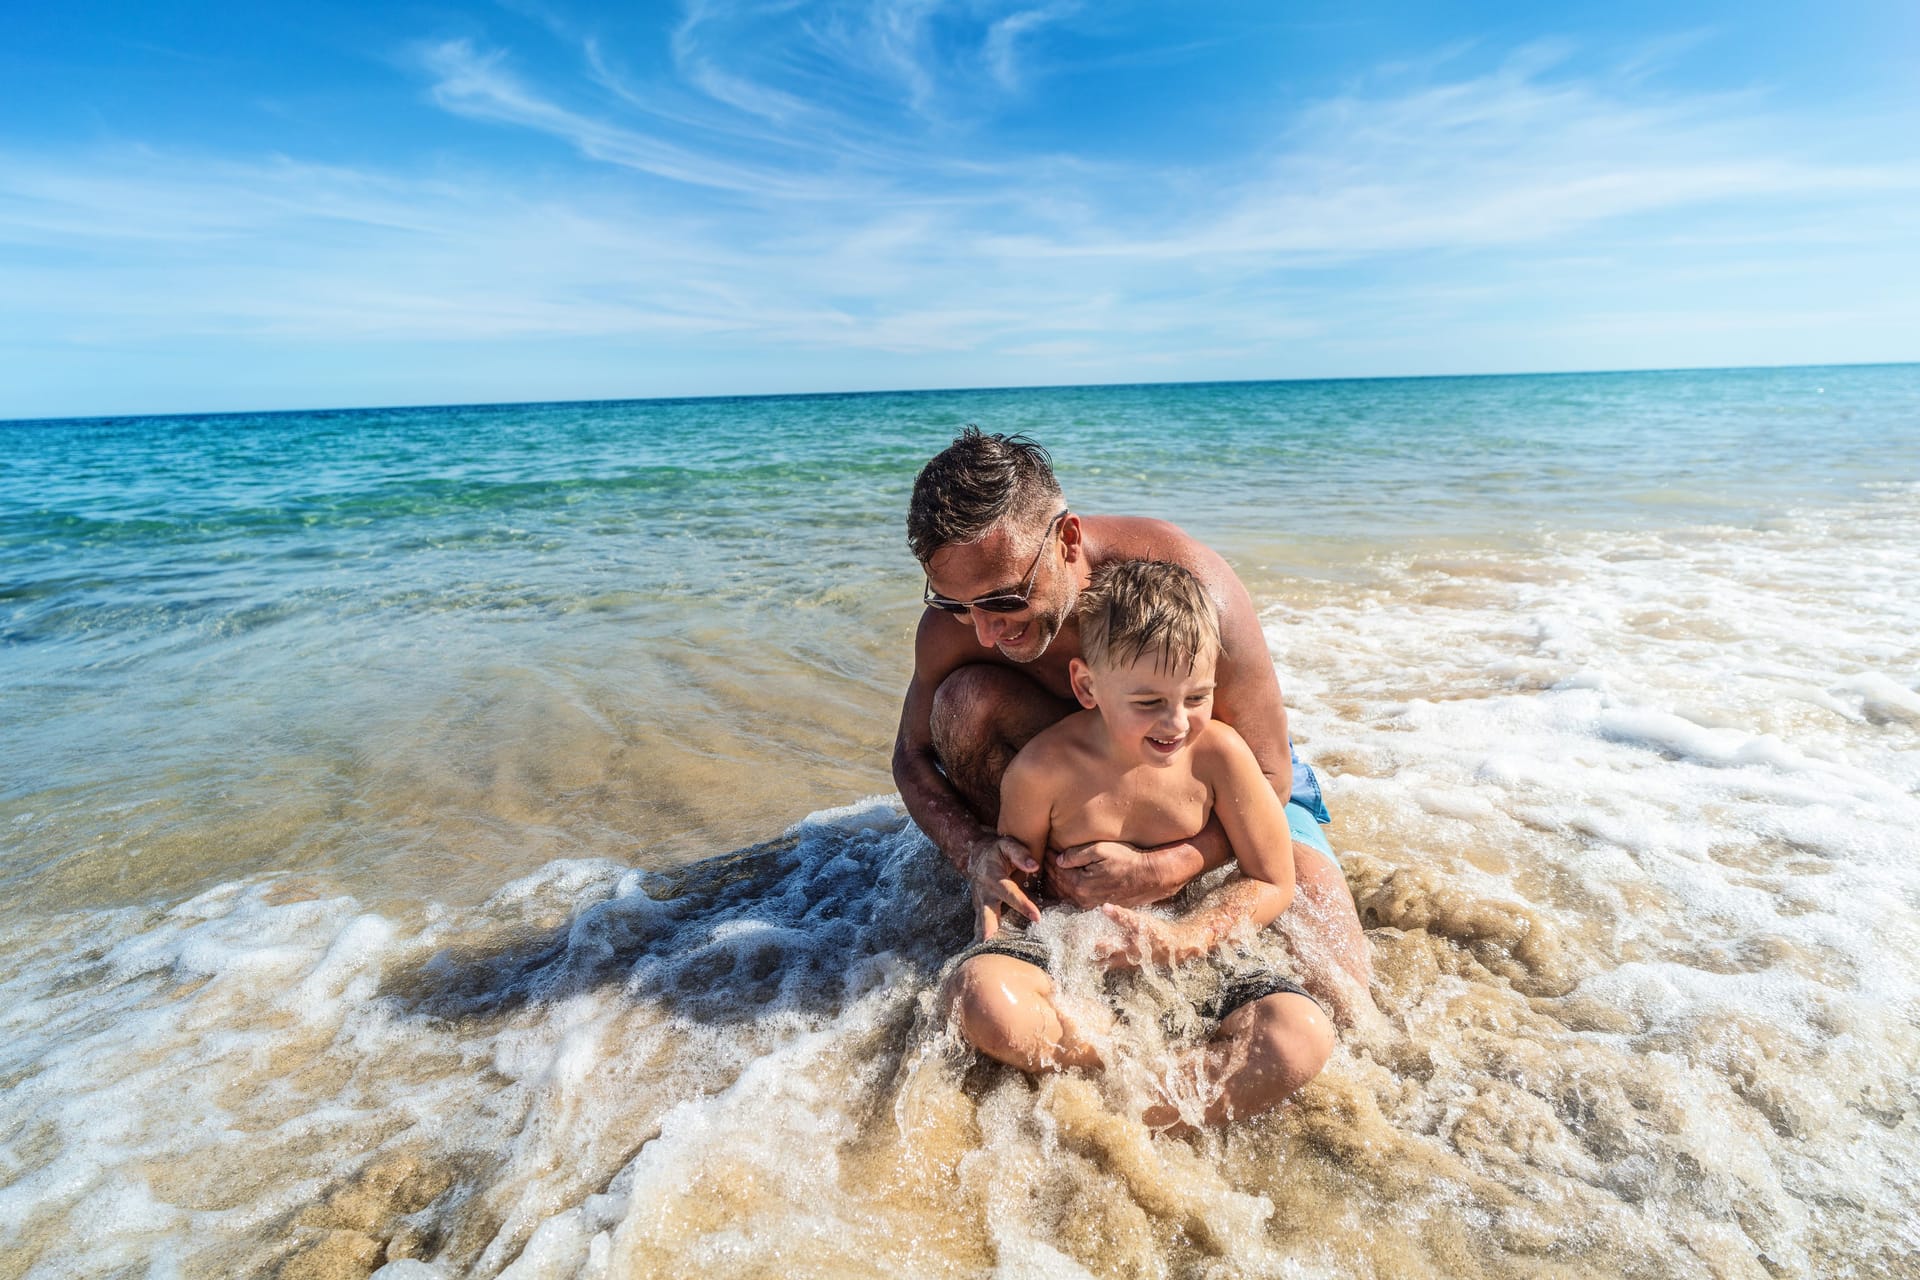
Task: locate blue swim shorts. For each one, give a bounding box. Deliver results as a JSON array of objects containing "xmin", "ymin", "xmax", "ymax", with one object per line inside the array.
[
  {"xmin": 1288, "ymin": 744, "xmax": 1331, "ymax": 825},
  {"xmin": 1286, "ymin": 799, "xmax": 1333, "ymax": 859}
]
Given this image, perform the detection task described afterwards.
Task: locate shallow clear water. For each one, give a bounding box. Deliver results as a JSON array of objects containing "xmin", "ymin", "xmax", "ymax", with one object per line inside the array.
[{"xmin": 2, "ymin": 365, "xmax": 1917, "ymax": 1278}]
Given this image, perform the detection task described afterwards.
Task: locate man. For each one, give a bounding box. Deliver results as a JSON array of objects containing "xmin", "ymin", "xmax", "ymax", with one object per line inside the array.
[{"xmin": 891, "ymin": 427, "xmax": 1373, "ymax": 1010}]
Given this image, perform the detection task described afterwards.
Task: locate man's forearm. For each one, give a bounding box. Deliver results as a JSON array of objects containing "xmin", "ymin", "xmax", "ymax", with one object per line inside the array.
[
  {"xmin": 892, "ymin": 743, "xmax": 991, "ymax": 872},
  {"xmin": 1048, "ymin": 816, "xmax": 1234, "ymax": 909},
  {"xmin": 1144, "ymin": 817, "xmax": 1234, "ymax": 885},
  {"xmin": 1267, "ymin": 761, "xmax": 1294, "ymax": 811}
]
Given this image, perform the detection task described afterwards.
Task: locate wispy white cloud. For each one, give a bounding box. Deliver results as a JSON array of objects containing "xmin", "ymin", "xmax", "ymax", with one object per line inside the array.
[
  {"xmin": 5, "ymin": 25, "xmax": 1917, "ymax": 416},
  {"xmin": 661, "ymin": 0, "xmax": 1083, "ymax": 133},
  {"xmin": 972, "ymin": 49, "xmax": 1920, "ymax": 262},
  {"xmin": 416, "ymin": 20, "xmax": 1920, "ymax": 274},
  {"xmin": 421, "ymin": 37, "xmax": 871, "ymax": 198},
  {"xmin": 982, "ymin": 4, "xmax": 1077, "ymax": 92}
]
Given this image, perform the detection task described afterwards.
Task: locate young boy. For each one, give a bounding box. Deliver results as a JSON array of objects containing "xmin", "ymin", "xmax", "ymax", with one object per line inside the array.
[{"xmin": 945, "ymin": 559, "xmax": 1334, "ymax": 1130}]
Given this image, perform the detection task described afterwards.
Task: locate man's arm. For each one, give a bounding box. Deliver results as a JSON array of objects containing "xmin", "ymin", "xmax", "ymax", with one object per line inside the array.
[
  {"xmin": 1193, "ymin": 541, "xmax": 1294, "ymax": 802},
  {"xmin": 891, "ymin": 612, "xmax": 1039, "ymax": 882},
  {"xmin": 1047, "ymin": 822, "xmax": 1231, "ymax": 909}
]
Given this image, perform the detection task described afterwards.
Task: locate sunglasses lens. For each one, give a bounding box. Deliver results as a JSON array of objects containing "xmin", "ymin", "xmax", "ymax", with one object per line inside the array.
[{"xmin": 924, "ymin": 594, "xmax": 1025, "ymax": 614}]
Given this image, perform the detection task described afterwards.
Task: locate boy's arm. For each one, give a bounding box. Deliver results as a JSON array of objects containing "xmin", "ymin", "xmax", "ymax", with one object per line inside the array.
[
  {"xmin": 1098, "ymin": 876, "xmax": 1288, "ymax": 968},
  {"xmin": 978, "ymin": 753, "xmax": 1051, "ymax": 942},
  {"xmin": 1202, "ymin": 723, "xmax": 1297, "ymax": 908}
]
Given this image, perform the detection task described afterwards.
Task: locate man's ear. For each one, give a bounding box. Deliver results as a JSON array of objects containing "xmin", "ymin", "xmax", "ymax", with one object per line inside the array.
[
  {"xmin": 1059, "ymin": 512, "xmax": 1083, "ymax": 563},
  {"xmin": 1068, "ymin": 657, "xmax": 1098, "ymax": 709}
]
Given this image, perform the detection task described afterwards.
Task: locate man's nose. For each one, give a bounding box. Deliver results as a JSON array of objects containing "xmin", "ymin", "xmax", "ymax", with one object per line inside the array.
[{"xmin": 971, "ymin": 610, "xmax": 1005, "ymax": 647}]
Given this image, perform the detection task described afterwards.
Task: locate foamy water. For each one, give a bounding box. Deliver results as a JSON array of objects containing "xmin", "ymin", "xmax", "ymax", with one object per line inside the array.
[{"xmin": 4, "ymin": 477, "xmax": 1916, "ymax": 1278}]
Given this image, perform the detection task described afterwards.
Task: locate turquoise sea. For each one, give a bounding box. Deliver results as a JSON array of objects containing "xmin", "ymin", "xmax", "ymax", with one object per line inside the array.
[{"xmin": 3, "ymin": 365, "xmax": 1919, "ymax": 1277}]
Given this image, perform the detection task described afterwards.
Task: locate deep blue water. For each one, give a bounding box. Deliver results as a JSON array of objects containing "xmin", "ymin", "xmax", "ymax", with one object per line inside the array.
[{"xmin": 7, "ymin": 365, "xmax": 1915, "ymax": 642}]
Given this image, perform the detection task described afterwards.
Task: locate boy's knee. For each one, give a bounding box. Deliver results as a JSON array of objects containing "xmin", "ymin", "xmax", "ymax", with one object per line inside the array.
[
  {"xmin": 1243, "ymin": 991, "xmax": 1335, "ymax": 1081},
  {"xmin": 945, "ymin": 954, "xmax": 1051, "ymax": 1060}
]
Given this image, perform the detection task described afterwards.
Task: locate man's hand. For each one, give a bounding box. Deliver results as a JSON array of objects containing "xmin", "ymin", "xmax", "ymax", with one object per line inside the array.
[
  {"xmin": 1048, "ymin": 815, "xmax": 1231, "ymax": 906},
  {"xmin": 1094, "ymin": 905, "xmax": 1200, "ymax": 970},
  {"xmin": 1047, "ymin": 840, "xmax": 1173, "ymax": 908},
  {"xmin": 968, "ymin": 834, "xmax": 1042, "ymax": 942}
]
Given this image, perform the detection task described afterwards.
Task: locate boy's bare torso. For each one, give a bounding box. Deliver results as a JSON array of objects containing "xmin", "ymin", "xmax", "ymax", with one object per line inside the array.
[{"xmin": 1021, "ymin": 709, "xmax": 1214, "ymax": 852}]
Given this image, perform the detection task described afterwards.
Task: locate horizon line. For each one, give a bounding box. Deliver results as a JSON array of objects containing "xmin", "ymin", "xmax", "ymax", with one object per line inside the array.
[{"xmin": 5, "ymin": 358, "xmax": 1915, "ymax": 427}]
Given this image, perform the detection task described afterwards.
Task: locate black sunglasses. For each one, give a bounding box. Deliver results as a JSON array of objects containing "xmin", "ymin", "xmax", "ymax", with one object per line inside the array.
[{"xmin": 923, "ymin": 509, "xmax": 1068, "ymax": 615}]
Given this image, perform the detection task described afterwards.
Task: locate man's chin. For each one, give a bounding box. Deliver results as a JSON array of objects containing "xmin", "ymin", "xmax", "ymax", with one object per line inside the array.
[{"xmin": 995, "ymin": 620, "xmax": 1056, "ymax": 663}]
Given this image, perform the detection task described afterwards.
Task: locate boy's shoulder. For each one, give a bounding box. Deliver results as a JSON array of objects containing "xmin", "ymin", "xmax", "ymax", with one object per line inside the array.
[
  {"xmin": 1006, "ymin": 708, "xmax": 1102, "ymax": 777},
  {"xmin": 1190, "ymin": 718, "xmax": 1255, "ymax": 774}
]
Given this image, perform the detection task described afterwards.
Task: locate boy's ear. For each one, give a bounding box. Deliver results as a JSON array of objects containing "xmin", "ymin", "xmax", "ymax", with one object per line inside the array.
[{"xmin": 1068, "ymin": 657, "xmax": 1098, "ymax": 709}]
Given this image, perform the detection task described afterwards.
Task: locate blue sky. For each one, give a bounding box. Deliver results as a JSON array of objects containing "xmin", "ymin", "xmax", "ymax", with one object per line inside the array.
[{"xmin": 3, "ymin": 1, "xmax": 1917, "ymax": 417}]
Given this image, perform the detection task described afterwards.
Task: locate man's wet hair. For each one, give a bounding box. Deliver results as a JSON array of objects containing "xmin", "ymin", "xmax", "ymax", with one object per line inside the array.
[
  {"xmin": 1078, "ymin": 559, "xmax": 1221, "ymax": 675},
  {"xmin": 907, "ymin": 426, "xmax": 1064, "ymax": 563}
]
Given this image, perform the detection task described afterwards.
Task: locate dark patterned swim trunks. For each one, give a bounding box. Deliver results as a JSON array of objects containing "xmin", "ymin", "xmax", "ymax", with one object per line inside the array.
[{"xmin": 955, "ymin": 929, "xmax": 1318, "ymax": 1027}]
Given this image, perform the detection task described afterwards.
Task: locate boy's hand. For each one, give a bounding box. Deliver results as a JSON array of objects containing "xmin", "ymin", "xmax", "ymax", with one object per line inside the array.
[
  {"xmin": 1094, "ymin": 904, "xmax": 1199, "ymax": 970},
  {"xmin": 968, "ymin": 834, "xmax": 1041, "ymax": 941}
]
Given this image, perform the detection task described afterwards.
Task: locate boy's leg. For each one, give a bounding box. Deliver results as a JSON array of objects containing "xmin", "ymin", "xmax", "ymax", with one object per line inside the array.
[
  {"xmin": 1142, "ymin": 991, "xmax": 1334, "ymax": 1133},
  {"xmin": 944, "ymin": 953, "xmax": 1106, "ymax": 1073}
]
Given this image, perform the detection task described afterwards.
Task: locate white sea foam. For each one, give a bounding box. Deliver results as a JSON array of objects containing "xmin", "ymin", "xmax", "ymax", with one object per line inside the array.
[{"xmin": 1263, "ymin": 487, "xmax": 1920, "ymax": 1264}]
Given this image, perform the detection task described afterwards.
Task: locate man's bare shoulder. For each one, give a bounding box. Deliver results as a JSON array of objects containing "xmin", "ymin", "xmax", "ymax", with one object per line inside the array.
[
  {"xmin": 1084, "ymin": 514, "xmax": 1257, "ymax": 645},
  {"xmin": 1082, "ymin": 514, "xmax": 1202, "ymax": 562},
  {"xmin": 1083, "ymin": 516, "xmax": 1244, "ymax": 596}
]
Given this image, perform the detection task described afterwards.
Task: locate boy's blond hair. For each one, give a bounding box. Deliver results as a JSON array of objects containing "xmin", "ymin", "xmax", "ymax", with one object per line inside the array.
[{"xmin": 1077, "ymin": 559, "xmax": 1221, "ymax": 674}]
